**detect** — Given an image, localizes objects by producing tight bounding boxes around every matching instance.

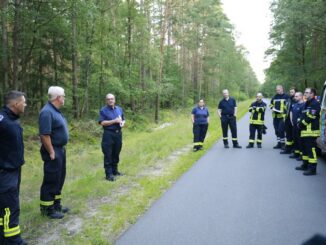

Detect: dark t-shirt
[218,97,237,116]
[192,106,209,125]
[39,102,69,146]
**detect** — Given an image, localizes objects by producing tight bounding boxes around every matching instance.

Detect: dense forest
[263,0,326,97]
[0,0,259,121]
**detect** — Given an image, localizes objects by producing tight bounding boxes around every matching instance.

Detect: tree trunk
[155,0,171,123]
[1,0,8,94]
[71,0,79,118]
[12,0,21,90]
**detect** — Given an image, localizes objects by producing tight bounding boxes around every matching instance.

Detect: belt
[105,129,121,133]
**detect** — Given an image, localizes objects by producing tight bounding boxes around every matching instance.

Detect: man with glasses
[295,88,321,175]
[39,86,69,219]
[99,94,125,181]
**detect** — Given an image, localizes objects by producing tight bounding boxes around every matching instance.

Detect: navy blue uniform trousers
[40,146,66,208]
[0,169,23,245]
[273,117,285,143]
[101,130,122,177]
[193,124,208,149]
[221,115,238,145]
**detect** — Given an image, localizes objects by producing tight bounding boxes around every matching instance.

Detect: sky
[221,0,273,83]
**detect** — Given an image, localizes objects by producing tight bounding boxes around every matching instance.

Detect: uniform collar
[3,106,20,120]
[107,105,117,110]
[48,101,61,113]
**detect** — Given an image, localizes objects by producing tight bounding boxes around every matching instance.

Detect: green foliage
[264,0,326,96]
[0,0,259,120]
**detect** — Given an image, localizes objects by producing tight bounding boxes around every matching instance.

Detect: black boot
[246,143,254,149]
[280,147,291,154]
[303,164,317,176]
[54,204,70,213]
[233,144,242,149]
[289,153,299,159]
[105,164,116,181]
[41,205,64,219]
[273,142,282,149]
[224,144,229,149]
[257,143,262,148]
[113,163,124,176]
[295,161,308,171]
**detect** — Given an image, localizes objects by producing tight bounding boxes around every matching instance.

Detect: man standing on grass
[0,91,27,244]
[39,86,69,219]
[217,89,242,149]
[99,94,125,182]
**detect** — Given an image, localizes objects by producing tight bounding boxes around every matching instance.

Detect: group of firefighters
[192,85,321,175]
[0,84,322,244]
[0,87,126,244]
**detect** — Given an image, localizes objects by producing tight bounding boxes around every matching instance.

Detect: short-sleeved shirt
[39,102,69,147]
[291,102,305,125]
[218,97,237,116]
[192,106,209,125]
[98,105,125,131]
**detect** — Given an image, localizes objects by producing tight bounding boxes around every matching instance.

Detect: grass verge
[19,100,251,244]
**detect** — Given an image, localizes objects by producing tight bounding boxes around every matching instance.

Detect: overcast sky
[221,0,273,83]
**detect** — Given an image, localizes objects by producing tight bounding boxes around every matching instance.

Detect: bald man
[246,93,267,148]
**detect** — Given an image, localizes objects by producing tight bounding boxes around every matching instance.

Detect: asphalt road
[116,103,326,245]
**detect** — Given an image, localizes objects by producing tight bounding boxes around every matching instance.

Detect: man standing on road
[39,86,69,219]
[270,85,290,149]
[218,89,242,149]
[99,94,125,182]
[295,88,320,176]
[246,93,267,149]
[289,92,305,160]
[0,91,27,245]
[280,87,297,154]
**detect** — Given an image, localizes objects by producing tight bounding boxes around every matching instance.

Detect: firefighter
[280,87,297,154]
[99,94,125,182]
[246,93,267,148]
[289,92,305,160]
[39,86,69,219]
[270,85,290,149]
[295,88,321,176]
[0,91,27,245]
[218,89,242,148]
[191,99,209,152]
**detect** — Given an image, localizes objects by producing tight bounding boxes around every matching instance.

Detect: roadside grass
[19,100,251,244]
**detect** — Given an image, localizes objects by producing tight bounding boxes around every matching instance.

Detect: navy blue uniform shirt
[218,97,237,116]
[192,106,209,125]
[39,102,69,146]
[98,105,125,131]
[0,106,24,170]
[291,102,305,125]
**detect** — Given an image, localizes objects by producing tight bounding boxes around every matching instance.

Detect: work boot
[246,143,254,149]
[193,147,199,152]
[106,175,116,182]
[295,162,308,171]
[257,143,262,148]
[273,142,282,149]
[303,165,317,176]
[224,144,229,149]
[280,143,286,150]
[289,153,299,159]
[41,206,64,219]
[55,204,70,214]
[280,149,291,154]
[233,144,242,149]
[114,171,124,176]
